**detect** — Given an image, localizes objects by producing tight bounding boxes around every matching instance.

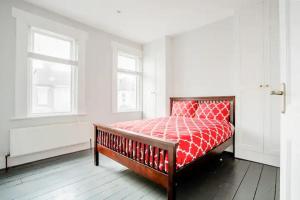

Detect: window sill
[112,111,142,114]
[11,113,88,121]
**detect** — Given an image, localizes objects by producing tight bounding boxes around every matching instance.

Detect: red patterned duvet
[100,116,234,173]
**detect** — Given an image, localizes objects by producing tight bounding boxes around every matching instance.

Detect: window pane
[36,86,50,106]
[32,31,73,60]
[117,73,138,111]
[53,87,71,112]
[31,59,73,114]
[118,53,137,71]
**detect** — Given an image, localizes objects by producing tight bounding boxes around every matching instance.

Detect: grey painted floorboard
[0,150,279,200]
[0,150,91,179]
[213,160,250,200]
[179,157,240,200]
[254,165,277,200]
[233,162,263,200]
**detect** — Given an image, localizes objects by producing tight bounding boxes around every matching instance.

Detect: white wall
[171,17,238,97]
[142,18,238,119]
[0,0,142,169]
[142,18,237,119]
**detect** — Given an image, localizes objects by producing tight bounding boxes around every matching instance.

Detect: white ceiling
[25,0,261,44]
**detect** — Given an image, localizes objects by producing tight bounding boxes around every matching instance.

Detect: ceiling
[25,0,261,44]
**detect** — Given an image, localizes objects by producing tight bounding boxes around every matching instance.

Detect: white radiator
[10,122,92,157]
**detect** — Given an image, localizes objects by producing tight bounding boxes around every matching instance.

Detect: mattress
[98,116,234,173]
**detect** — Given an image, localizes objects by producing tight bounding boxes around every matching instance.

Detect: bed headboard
[170,96,235,125]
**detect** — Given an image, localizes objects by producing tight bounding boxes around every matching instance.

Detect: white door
[264,0,281,162]
[142,44,158,119]
[238,2,265,154]
[237,1,281,166]
[279,0,300,199]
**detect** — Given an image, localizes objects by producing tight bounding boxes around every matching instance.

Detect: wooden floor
[0,150,279,200]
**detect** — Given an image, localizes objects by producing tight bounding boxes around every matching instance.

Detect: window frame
[12,8,87,119]
[112,42,143,113]
[28,27,78,116]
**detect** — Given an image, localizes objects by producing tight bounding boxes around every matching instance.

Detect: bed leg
[94,148,99,166]
[94,126,99,166]
[168,183,175,200]
[167,146,176,200]
[232,134,236,158]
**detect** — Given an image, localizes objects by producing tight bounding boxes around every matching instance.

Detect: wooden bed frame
[94,96,235,200]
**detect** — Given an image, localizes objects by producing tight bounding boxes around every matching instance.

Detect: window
[13,8,87,118]
[28,28,77,115]
[113,43,142,112]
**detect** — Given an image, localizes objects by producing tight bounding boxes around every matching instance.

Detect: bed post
[94,125,99,166]
[232,96,236,158]
[169,98,173,116]
[168,98,176,200]
[167,145,177,200]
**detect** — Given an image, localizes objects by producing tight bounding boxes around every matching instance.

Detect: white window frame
[28,27,77,116]
[112,42,143,113]
[12,8,87,118]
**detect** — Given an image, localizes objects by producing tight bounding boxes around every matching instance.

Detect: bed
[94,96,235,200]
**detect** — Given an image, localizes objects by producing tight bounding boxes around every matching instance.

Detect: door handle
[270,83,286,113]
[270,90,284,95]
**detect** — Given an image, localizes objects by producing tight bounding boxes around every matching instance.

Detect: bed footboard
[94,123,178,200]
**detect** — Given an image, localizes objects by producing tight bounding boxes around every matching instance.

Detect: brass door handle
[270,83,286,113]
[270,90,284,95]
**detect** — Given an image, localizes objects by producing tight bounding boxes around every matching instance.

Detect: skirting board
[0,142,90,170]
[236,149,280,167]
